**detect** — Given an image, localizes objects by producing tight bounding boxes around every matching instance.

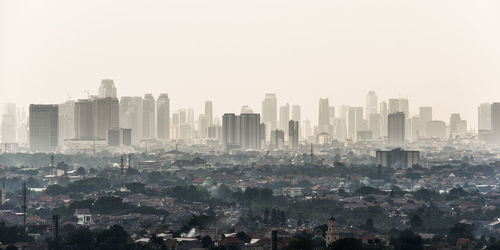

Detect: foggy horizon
[2,0,500,127]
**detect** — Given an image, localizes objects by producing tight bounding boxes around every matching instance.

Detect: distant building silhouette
[388,112,405,145]
[142,94,156,139]
[376,148,419,169]
[98,79,117,98]
[157,94,170,140]
[29,104,59,152]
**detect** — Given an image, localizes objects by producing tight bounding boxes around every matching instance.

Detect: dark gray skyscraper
[157,94,170,140]
[318,98,329,133]
[262,94,277,130]
[240,113,261,149]
[29,104,58,152]
[142,94,156,139]
[388,112,405,145]
[289,120,299,150]
[222,113,238,148]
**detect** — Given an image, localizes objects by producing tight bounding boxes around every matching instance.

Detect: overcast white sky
[1,0,499,127]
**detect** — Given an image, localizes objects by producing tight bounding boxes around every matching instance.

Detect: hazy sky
[1,0,499,127]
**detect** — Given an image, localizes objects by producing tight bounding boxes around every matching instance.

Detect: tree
[236,232,251,243]
[95,224,129,250]
[391,230,423,250]
[75,167,86,176]
[45,184,66,196]
[410,215,423,230]
[64,227,94,249]
[283,237,316,250]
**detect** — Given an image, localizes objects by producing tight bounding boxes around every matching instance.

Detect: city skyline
[2,1,500,128]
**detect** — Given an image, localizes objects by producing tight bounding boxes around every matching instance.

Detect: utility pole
[22,182,27,229]
[310,144,314,165]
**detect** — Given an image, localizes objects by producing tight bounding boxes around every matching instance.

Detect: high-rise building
[289,120,299,150]
[388,112,405,145]
[491,103,500,133]
[157,94,170,140]
[187,108,195,125]
[93,97,119,140]
[1,103,16,143]
[388,99,400,114]
[419,107,432,123]
[222,113,238,148]
[379,101,388,137]
[279,103,290,139]
[270,129,284,149]
[241,105,253,114]
[58,101,75,145]
[262,94,277,130]
[142,94,155,139]
[119,96,143,144]
[365,91,378,119]
[318,98,330,133]
[376,148,419,169]
[348,107,363,141]
[449,113,462,135]
[291,105,301,122]
[205,101,213,126]
[427,120,447,138]
[240,113,261,149]
[198,114,208,138]
[98,79,117,98]
[368,113,381,139]
[29,104,59,152]
[74,99,95,140]
[478,103,491,131]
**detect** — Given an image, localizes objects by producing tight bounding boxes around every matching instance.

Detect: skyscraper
[388,99,399,114]
[279,103,290,139]
[291,105,301,122]
[365,91,378,119]
[240,113,261,149]
[478,103,491,131]
[157,94,170,140]
[449,113,462,135]
[222,113,238,148]
[379,101,388,137]
[142,94,156,139]
[388,112,405,145]
[262,94,277,130]
[205,101,213,126]
[93,97,119,139]
[29,104,59,152]
[318,98,330,133]
[348,107,363,141]
[119,96,143,144]
[98,79,117,98]
[58,101,75,145]
[74,99,95,140]
[1,103,16,143]
[491,103,500,134]
[289,120,299,150]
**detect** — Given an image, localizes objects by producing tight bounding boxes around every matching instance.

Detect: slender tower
[120,155,124,175]
[52,214,59,240]
[310,144,314,165]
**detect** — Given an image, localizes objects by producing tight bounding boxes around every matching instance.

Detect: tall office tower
[365,91,378,119]
[318,98,330,133]
[171,113,180,139]
[347,107,363,141]
[241,105,253,113]
[388,99,400,114]
[179,109,187,124]
[279,103,290,139]
[74,99,95,139]
[157,94,170,140]
[29,105,59,152]
[187,109,195,125]
[368,113,381,139]
[259,123,266,146]
[388,112,405,145]
[205,101,213,126]
[449,113,462,135]
[291,105,301,122]
[198,115,208,138]
[288,120,299,150]
[119,96,143,144]
[142,94,155,139]
[328,106,335,122]
[93,97,119,139]
[58,101,75,145]
[399,98,409,117]
[478,103,491,131]
[270,129,285,149]
[240,113,261,149]
[1,103,16,143]
[262,93,277,130]
[98,79,117,98]
[379,101,388,137]
[491,103,500,133]
[334,118,347,141]
[222,113,238,148]
[303,119,312,139]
